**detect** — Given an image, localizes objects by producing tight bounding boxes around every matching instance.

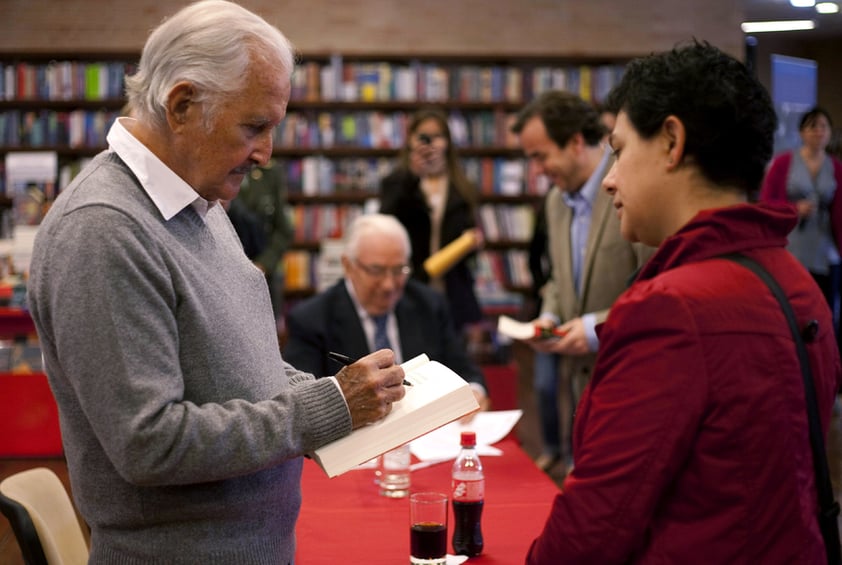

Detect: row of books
[291,56,626,105]
[289,203,368,243]
[285,156,393,196]
[473,250,528,314]
[1,56,625,106]
[477,204,536,242]
[287,201,536,246]
[1,61,134,102]
[0,153,542,203]
[281,155,545,197]
[477,249,533,291]
[0,107,517,153]
[276,110,406,150]
[463,157,548,197]
[0,109,120,148]
[274,109,519,150]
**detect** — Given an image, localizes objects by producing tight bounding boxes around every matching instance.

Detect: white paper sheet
[409,409,522,462]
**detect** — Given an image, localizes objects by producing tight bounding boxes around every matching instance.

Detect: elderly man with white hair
[26,2,405,563]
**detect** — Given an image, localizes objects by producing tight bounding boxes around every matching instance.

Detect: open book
[311,354,480,478]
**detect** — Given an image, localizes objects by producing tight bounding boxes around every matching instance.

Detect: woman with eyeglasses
[379,107,484,342]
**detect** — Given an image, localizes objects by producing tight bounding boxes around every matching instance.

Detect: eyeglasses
[354,260,412,280]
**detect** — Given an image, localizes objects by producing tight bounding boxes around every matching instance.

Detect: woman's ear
[662,115,687,171]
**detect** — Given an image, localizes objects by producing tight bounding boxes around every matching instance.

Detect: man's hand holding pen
[333,349,407,429]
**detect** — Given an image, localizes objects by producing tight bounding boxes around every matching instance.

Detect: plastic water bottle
[451,431,484,556]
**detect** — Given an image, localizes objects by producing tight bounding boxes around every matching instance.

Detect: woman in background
[760,107,842,343]
[379,107,483,340]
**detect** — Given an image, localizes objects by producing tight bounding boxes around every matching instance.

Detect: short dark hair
[799,107,833,131]
[511,90,605,148]
[605,40,776,196]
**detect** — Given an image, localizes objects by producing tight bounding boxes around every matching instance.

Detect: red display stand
[0,306,63,457]
[0,372,63,456]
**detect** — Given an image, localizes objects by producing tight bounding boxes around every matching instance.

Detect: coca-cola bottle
[451,431,484,556]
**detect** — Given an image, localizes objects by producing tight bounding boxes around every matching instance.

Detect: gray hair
[344,214,412,261]
[125,0,295,130]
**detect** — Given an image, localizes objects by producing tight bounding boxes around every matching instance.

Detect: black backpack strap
[721,252,840,564]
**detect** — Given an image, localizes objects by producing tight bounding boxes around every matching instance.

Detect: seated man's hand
[335,349,406,429]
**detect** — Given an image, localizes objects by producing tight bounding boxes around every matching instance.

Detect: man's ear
[165,82,196,131]
[662,115,687,171]
[340,255,352,274]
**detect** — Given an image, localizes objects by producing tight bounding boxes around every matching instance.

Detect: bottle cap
[460,431,477,447]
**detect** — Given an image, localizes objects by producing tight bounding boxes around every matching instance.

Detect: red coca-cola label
[452,478,484,501]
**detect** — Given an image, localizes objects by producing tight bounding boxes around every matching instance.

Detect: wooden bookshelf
[0,51,627,316]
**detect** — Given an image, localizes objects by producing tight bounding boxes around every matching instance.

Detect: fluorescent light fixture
[816,2,840,13]
[741,19,816,32]
[790,0,816,6]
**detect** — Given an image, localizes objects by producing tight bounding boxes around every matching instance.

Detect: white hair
[344,214,412,261]
[125,0,295,129]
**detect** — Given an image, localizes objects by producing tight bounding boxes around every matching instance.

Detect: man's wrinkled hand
[335,349,406,429]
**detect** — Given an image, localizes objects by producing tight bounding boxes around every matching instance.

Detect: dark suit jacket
[379,168,482,330]
[283,279,486,390]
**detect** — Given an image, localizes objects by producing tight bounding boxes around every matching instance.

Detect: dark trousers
[533,352,562,458]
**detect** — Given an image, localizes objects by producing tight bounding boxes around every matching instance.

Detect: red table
[295,438,559,563]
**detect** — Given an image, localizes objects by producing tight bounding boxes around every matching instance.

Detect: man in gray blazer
[511,91,653,474]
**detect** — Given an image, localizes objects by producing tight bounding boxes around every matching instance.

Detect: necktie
[373,315,392,351]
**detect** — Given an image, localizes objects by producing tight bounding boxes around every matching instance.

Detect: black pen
[327,351,413,386]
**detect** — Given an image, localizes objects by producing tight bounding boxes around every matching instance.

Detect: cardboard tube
[423,230,478,278]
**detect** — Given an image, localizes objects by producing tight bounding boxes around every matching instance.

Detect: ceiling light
[741,19,817,32]
[791,0,816,7]
[816,2,840,13]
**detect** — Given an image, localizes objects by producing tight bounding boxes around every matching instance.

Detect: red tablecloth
[295,438,559,563]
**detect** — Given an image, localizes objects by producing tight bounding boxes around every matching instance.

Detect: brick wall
[1,0,743,57]
[2,0,840,129]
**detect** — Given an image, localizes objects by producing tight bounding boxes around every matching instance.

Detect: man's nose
[252,131,273,167]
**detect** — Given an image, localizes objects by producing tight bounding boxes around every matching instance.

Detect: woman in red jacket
[526,41,842,564]
[760,107,842,346]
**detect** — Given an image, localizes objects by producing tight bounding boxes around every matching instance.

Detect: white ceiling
[743,0,842,37]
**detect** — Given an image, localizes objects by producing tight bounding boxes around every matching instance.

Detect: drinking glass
[409,492,448,565]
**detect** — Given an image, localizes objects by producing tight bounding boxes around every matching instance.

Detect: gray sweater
[27,151,352,564]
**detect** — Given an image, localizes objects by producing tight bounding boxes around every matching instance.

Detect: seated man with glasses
[284,213,489,409]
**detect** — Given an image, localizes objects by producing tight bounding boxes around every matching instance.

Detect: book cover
[311,354,480,478]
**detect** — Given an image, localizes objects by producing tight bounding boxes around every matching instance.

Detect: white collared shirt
[343,279,404,363]
[106,117,217,222]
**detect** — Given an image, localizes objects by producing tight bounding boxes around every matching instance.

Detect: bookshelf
[275,53,627,313]
[0,51,627,316]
